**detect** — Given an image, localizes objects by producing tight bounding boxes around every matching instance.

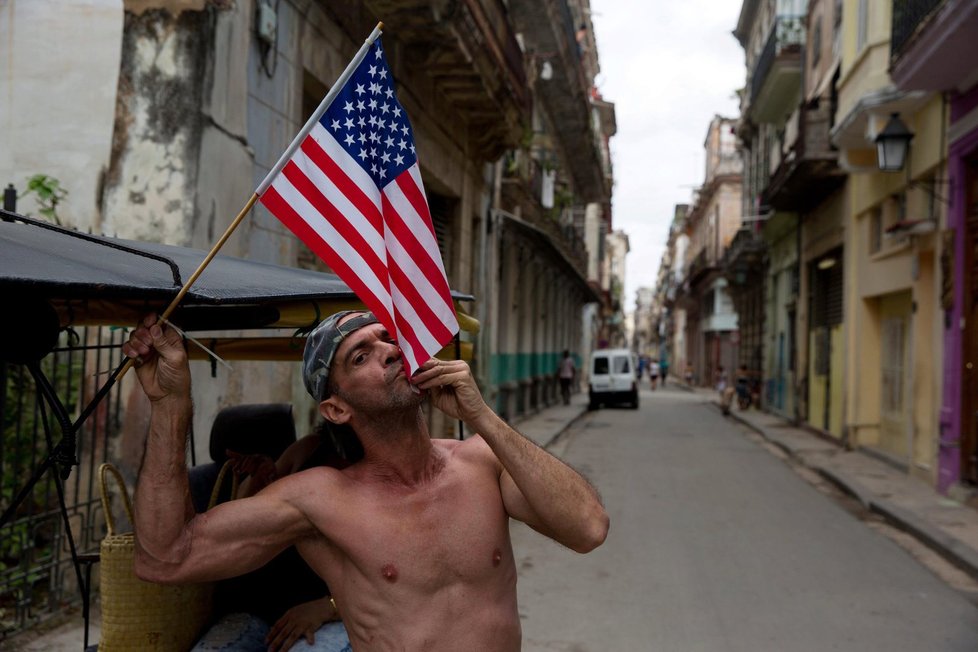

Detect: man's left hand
[411,359,489,424]
[265,598,337,652]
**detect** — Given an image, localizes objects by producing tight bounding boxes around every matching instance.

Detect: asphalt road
[512,385,978,651]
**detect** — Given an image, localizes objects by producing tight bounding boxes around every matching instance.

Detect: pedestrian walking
[558,350,576,405]
[649,359,660,390]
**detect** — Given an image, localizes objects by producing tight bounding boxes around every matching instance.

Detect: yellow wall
[837,0,893,122]
[843,96,945,479]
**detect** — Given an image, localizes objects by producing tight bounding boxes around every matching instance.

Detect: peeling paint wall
[101,7,212,243]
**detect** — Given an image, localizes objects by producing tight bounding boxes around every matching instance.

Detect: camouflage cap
[302,310,379,400]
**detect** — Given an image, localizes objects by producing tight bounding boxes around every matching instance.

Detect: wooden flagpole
[115,21,385,381]
[116,193,258,379]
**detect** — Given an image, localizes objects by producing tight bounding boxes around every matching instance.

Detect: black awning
[0,211,475,333]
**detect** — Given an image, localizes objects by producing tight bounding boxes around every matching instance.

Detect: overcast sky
[589,0,745,312]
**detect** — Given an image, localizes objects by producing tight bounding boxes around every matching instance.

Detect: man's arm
[412,359,609,553]
[123,316,313,583]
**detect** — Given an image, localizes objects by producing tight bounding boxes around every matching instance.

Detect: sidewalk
[680,382,978,581]
[511,391,590,448]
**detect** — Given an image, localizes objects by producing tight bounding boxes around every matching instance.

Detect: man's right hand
[122,314,191,404]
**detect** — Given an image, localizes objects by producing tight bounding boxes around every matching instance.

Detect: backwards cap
[302,310,379,400]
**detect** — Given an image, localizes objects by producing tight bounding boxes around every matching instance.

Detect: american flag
[257,36,459,375]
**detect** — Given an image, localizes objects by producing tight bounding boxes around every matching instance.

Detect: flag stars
[356,100,365,111]
[381,103,390,115]
[381,152,391,164]
[355,83,365,96]
[375,46,383,59]
[358,148,368,160]
[379,168,387,179]
[379,68,387,80]
[385,88,394,100]
[368,65,377,77]
[394,154,404,166]
[343,101,354,114]
[369,98,378,110]
[358,116,366,128]
[398,139,407,150]
[393,106,402,118]
[331,119,341,131]
[344,134,355,146]
[385,136,395,148]
[344,117,354,129]
[401,125,410,136]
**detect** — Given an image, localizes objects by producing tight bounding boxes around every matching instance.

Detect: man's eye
[354,353,366,365]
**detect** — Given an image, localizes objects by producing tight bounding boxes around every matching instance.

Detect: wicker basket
[97,463,236,651]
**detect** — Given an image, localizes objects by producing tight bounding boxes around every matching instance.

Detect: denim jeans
[193,612,351,652]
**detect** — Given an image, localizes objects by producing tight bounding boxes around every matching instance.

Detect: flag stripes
[260,119,457,374]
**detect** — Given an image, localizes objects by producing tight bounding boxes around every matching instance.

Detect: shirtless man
[124,310,609,651]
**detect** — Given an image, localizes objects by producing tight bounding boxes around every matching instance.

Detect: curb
[724,409,798,461]
[723,405,978,582]
[812,465,875,510]
[869,499,978,580]
[540,406,589,449]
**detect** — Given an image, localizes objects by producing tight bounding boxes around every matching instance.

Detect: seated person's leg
[192,612,270,651]
[286,620,351,652]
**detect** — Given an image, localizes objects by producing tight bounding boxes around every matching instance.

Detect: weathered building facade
[0,0,615,632]
[675,116,743,387]
[889,0,978,493]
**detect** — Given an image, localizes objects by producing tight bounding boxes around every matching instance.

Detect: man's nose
[382,341,402,365]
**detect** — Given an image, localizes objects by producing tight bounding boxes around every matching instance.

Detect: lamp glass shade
[875,113,913,172]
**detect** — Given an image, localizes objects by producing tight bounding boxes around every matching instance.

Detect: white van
[588,348,639,409]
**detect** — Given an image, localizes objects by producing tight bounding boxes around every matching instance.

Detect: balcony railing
[750,15,805,106]
[891,0,946,62]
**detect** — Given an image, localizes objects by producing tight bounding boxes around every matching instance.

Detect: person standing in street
[649,359,660,390]
[558,350,576,405]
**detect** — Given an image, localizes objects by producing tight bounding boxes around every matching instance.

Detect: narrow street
[513,386,978,651]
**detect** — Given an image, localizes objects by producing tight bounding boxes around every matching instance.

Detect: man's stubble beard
[339,369,426,431]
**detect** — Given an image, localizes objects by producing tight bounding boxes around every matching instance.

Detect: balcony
[890,0,978,92]
[363,0,529,160]
[762,100,846,211]
[749,15,805,124]
[509,0,611,203]
[722,227,767,291]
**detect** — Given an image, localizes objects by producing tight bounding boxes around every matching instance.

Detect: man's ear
[319,395,352,425]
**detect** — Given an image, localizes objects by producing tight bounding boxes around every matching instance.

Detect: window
[856,0,868,52]
[869,207,882,254]
[613,355,631,374]
[812,22,822,66]
[593,357,609,375]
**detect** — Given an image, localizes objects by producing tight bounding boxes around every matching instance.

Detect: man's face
[326,316,422,416]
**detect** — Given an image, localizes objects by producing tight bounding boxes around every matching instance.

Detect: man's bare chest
[306,465,513,591]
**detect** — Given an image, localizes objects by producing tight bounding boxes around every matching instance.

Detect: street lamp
[875,113,914,172]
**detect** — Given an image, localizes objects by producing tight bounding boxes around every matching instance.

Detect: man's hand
[265,596,338,652]
[122,314,190,404]
[226,450,277,497]
[411,359,489,424]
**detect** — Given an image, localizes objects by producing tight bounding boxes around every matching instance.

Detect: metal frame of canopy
[0,209,478,644]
